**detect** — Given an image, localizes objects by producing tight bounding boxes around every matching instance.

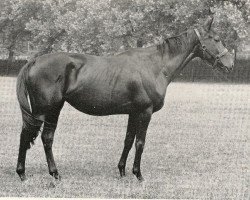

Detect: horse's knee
[135,140,145,152]
[124,136,134,149]
[42,139,53,149]
[41,129,55,149]
[41,137,53,149]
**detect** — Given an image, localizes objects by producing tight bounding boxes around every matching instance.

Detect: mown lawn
[0,77,249,199]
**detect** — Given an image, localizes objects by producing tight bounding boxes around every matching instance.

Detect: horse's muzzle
[219,49,236,74]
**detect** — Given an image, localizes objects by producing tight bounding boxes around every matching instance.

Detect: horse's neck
[160,30,198,81]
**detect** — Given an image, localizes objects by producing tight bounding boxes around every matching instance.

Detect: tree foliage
[0,0,249,59]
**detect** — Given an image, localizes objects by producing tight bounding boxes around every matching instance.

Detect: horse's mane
[157,31,189,56]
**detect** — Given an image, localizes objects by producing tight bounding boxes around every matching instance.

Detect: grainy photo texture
[0,0,249,199]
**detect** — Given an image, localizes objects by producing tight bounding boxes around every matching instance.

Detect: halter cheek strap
[194,29,228,69]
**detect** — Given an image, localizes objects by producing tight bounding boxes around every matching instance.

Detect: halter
[194,29,228,69]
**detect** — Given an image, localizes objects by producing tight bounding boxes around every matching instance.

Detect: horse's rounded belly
[65,90,132,116]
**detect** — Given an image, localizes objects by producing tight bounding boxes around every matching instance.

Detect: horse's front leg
[132,107,152,181]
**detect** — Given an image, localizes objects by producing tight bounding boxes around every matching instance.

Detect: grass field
[0,77,249,199]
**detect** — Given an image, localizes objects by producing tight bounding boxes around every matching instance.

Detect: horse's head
[195,16,235,73]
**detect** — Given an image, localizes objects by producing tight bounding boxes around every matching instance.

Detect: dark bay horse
[16,16,235,181]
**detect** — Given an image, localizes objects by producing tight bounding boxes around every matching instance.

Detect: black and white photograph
[0,0,249,199]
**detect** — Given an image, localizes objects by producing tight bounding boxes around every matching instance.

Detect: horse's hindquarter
[27,53,71,115]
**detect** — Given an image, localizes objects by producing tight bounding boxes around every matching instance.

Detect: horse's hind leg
[118,114,137,177]
[41,111,61,180]
[16,120,42,181]
[132,107,152,181]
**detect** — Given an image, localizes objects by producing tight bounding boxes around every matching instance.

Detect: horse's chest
[156,78,167,97]
[151,74,168,112]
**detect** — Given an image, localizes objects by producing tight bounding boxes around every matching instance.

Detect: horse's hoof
[118,164,126,177]
[133,169,144,182]
[137,175,144,182]
[18,173,27,181]
[49,182,56,188]
[54,173,61,181]
[50,171,61,180]
[119,168,126,177]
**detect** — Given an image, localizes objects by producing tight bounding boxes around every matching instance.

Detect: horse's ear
[203,15,214,31]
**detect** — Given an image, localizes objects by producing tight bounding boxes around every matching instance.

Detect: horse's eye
[214,35,220,42]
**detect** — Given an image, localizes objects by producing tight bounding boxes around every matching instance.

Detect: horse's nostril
[229,66,233,72]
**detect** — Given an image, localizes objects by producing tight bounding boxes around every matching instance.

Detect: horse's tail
[16,59,43,149]
[16,59,33,114]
